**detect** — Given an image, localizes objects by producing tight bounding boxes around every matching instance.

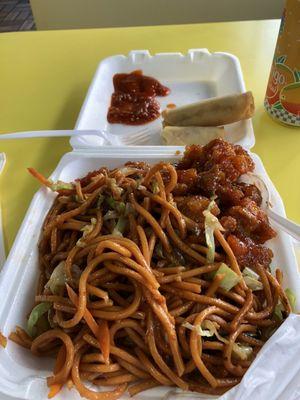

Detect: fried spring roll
[161,126,224,145]
[162,91,255,127]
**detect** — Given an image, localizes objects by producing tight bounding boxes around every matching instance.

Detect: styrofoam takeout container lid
[74,49,255,148]
[0,144,299,400]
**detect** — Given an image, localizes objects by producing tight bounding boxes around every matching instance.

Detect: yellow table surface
[0,19,300,254]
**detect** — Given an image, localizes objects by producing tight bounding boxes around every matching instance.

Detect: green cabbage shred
[50,180,73,192]
[203,198,223,263]
[215,263,241,291]
[182,320,252,360]
[242,267,263,291]
[45,261,66,294]
[27,302,51,338]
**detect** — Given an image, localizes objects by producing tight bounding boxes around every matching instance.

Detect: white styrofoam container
[75,49,255,148]
[0,144,299,400]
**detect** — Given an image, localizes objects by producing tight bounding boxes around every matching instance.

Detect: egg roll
[162,91,254,127]
[161,126,225,145]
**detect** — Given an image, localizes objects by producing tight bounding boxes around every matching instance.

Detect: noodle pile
[10,139,292,399]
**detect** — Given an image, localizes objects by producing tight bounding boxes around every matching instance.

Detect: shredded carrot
[48,383,62,399]
[66,285,98,335]
[47,346,66,398]
[28,167,52,188]
[0,332,7,348]
[28,167,75,195]
[66,284,110,364]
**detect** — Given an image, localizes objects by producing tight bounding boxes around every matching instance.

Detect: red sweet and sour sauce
[107,70,170,125]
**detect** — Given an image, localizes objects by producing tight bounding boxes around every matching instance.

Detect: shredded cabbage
[274,288,296,321]
[107,178,123,197]
[182,320,217,337]
[232,343,253,361]
[242,267,263,291]
[49,180,73,192]
[215,263,241,291]
[137,184,147,191]
[285,288,296,311]
[112,216,127,237]
[119,167,137,176]
[151,180,160,194]
[106,196,116,209]
[76,218,97,247]
[106,196,126,214]
[183,320,252,360]
[45,262,81,294]
[243,267,260,279]
[103,210,118,221]
[195,320,216,337]
[135,178,143,189]
[27,302,51,338]
[203,198,223,263]
[274,303,284,321]
[45,261,66,294]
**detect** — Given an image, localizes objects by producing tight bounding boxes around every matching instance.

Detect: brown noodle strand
[214,230,248,297]
[93,373,137,386]
[128,379,159,397]
[117,359,150,379]
[205,273,225,297]
[189,309,219,388]
[147,311,188,390]
[229,289,253,332]
[135,347,172,386]
[136,225,150,265]
[130,193,171,253]
[31,329,74,385]
[72,347,127,400]
[166,217,207,264]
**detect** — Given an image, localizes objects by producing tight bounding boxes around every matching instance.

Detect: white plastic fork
[117,128,154,145]
[0,128,154,146]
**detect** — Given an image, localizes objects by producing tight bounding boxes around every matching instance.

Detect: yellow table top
[0,19,299,253]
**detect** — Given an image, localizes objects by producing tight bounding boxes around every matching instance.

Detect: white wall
[30,0,284,30]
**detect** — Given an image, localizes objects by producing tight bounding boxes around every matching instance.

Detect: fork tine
[124,127,159,145]
[107,126,160,145]
[136,134,153,145]
[121,131,150,145]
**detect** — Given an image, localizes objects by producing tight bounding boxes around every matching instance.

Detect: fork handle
[0,130,101,140]
[268,209,300,242]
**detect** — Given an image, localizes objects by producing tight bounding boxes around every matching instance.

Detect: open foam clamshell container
[0,50,299,400]
[73,49,254,148]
